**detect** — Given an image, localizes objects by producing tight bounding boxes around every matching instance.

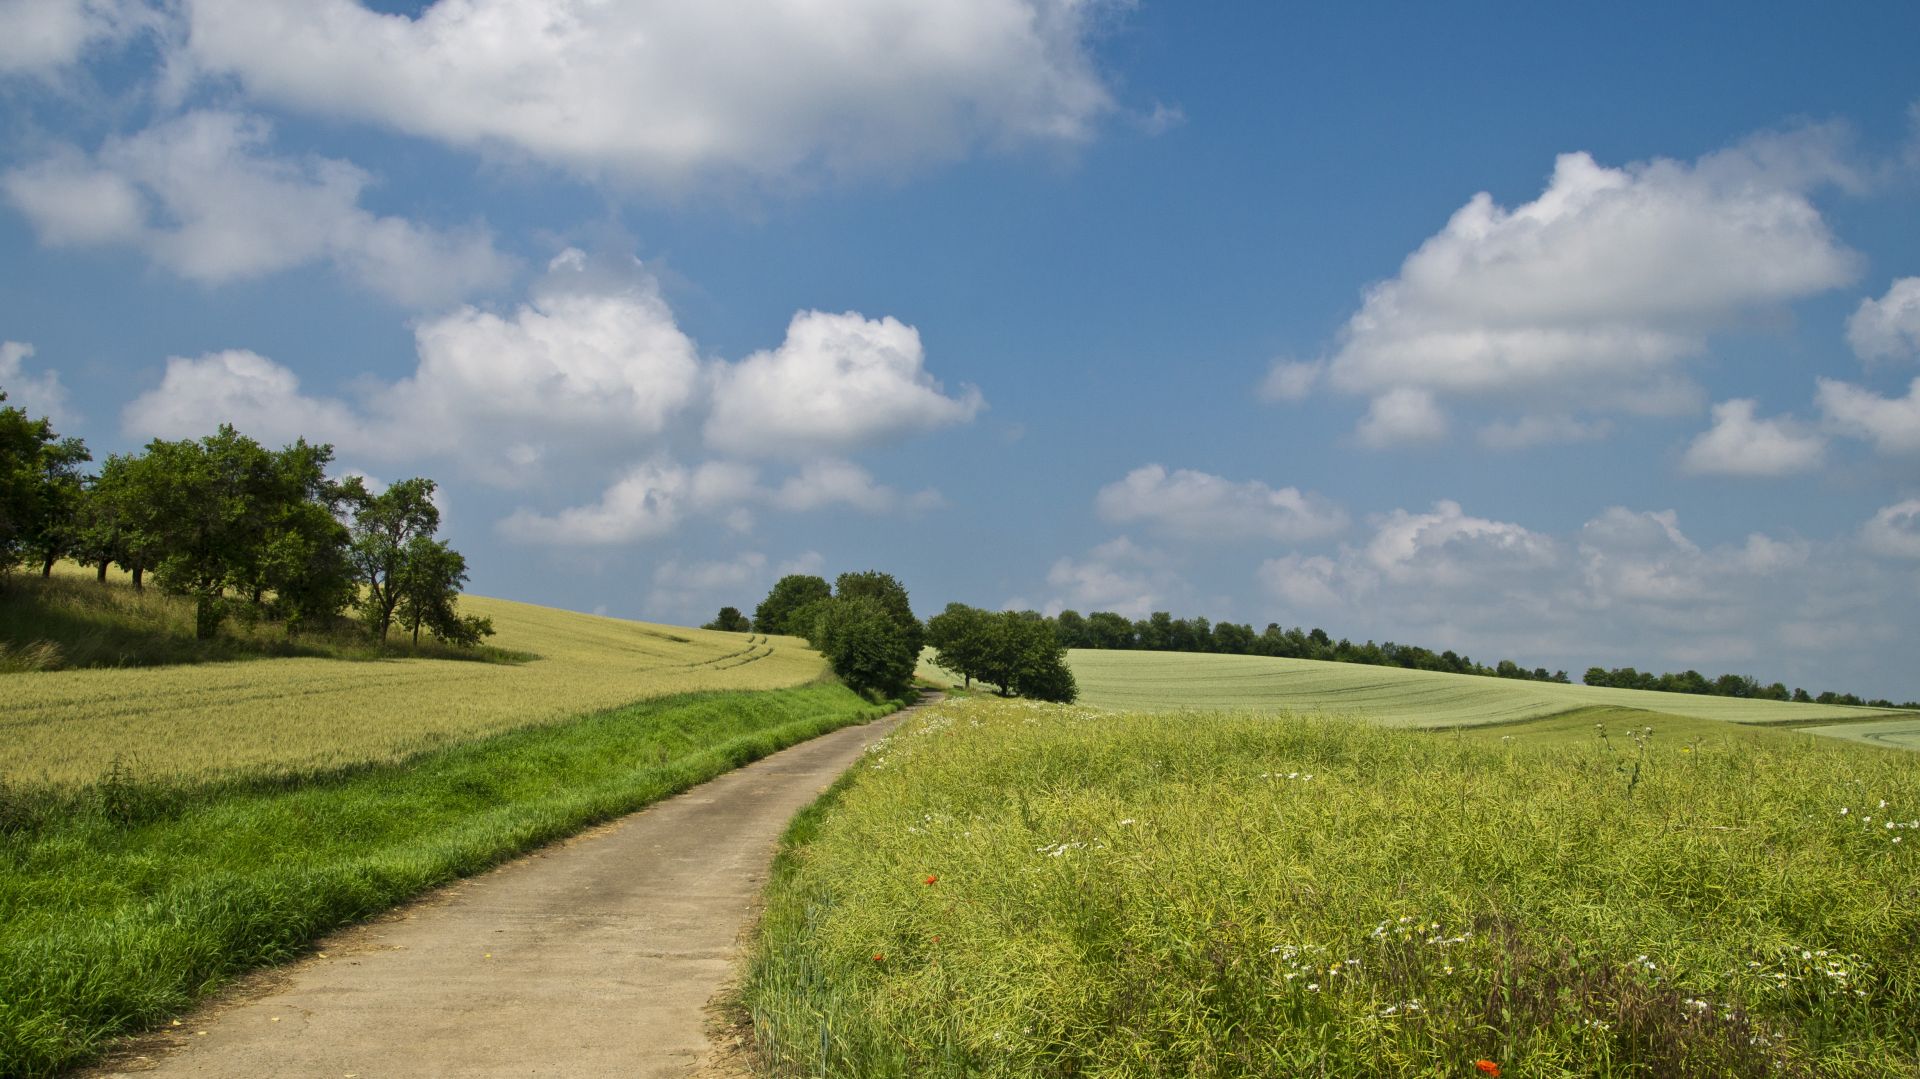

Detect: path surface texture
[90,700,928,1079]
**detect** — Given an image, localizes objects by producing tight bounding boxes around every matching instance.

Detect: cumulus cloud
[1862,500,1920,559]
[771,459,897,513]
[121,349,366,447]
[1847,278,1920,363]
[1817,376,1920,455]
[1259,359,1322,402]
[1043,537,1185,619]
[1305,128,1861,446]
[1681,399,1826,476]
[0,341,74,426]
[705,310,983,457]
[1355,387,1448,448]
[1,110,513,306]
[495,457,753,545]
[0,0,158,74]
[1095,464,1348,543]
[177,0,1119,188]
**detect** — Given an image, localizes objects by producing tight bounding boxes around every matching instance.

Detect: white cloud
[1255,553,1344,612]
[0,0,157,74]
[2,110,512,306]
[496,457,694,545]
[121,349,366,448]
[1476,414,1611,449]
[1259,359,1322,402]
[705,310,983,456]
[652,551,768,593]
[1862,500,1920,560]
[1355,388,1447,448]
[1044,537,1184,619]
[0,341,74,426]
[178,0,1118,188]
[1681,398,1826,476]
[1095,464,1347,542]
[771,459,897,513]
[1847,278,1920,363]
[1311,129,1861,446]
[1362,500,1556,587]
[1817,376,1920,455]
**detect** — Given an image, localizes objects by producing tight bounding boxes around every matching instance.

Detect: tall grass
[745,696,1920,1077]
[0,683,898,1078]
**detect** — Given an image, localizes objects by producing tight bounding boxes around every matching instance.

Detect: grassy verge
[0,683,898,1077]
[0,569,529,672]
[743,696,1920,1078]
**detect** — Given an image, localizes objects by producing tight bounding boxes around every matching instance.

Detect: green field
[2,578,826,786]
[1058,649,1911,734]
[745,695,1920,1078]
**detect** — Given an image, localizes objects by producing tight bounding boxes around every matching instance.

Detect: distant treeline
[1581,667,1918,710]
[1046,609,1572,684]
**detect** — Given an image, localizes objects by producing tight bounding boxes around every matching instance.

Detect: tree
[810,595,917,699]
[0,390,89,575]
[347,477,442,641]
[394,536,492,646]
[140,427,287,638]
[754,574,832,635]
[833,570,924,657]
[927,602,991,688]
[704,606,751,632]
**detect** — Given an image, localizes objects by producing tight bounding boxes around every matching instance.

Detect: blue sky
[5,1,1920,697]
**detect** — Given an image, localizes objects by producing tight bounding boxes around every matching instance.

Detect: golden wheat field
[1,590,825,786]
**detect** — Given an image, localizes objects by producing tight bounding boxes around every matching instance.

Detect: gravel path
[85,700,929,1078]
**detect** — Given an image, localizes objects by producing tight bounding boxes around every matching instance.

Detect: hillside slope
[1065,649,1914,736]
[2,592,825,785]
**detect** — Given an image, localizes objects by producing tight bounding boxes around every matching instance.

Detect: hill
[1059,649,1917,744]
[2,583,826,786]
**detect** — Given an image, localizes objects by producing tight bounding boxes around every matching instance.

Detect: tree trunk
[96,559,109,583]
[41,555,55,578]
[131,563,144,591]
[195,594,221,640]
[413,619,422,645]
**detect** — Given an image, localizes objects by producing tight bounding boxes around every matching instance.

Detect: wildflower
[1475,1060,1501,1076]
[872,953,885,962]
[924,874,939,885]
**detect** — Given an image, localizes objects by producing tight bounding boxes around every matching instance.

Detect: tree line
[1,389,487,646]
[1582,666,1918,710]
[1045,608,1573,683]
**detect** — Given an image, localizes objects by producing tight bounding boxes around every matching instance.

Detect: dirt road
[87,700,928,1078]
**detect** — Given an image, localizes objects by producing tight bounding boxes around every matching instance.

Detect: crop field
[1061,649,1910,733]
[1,590,825,786]
[1797,716,1920,751]
[745,695,1920,1077]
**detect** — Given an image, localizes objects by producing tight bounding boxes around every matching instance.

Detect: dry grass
[1,584,826,786]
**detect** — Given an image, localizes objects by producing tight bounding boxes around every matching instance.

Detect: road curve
[86,699,931,1079]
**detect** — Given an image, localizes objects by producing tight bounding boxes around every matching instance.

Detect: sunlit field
[1,583,824,786]
[745,695,1920,1077]
[1061,649,1909,731]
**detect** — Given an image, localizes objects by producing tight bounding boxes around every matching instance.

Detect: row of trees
[1582,667,1918,710]
[1,389,486,645]
[925,604,1076,702]
[1048,608,1572,683]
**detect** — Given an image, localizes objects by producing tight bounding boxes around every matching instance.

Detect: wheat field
[1,592,826,786]
[1056,649,1910,731]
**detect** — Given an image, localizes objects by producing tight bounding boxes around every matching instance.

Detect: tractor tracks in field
[86,694,938,1079]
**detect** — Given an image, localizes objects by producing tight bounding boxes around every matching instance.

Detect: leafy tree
[810,594,917,699]
[0,391,89,575]
[347,477,442,641]
[703,606,752,632]
[754,574,832,635]
[393,536,492,646]
[927,602,991,689]
[140,427,288,638]
[1084,610,1135,649]
[834,570,924,656]
[1053,609,1089,649]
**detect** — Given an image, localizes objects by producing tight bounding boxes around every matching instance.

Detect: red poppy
[924,874,939,885]
[1474,1061,1501,1077]
[872,953,885,962]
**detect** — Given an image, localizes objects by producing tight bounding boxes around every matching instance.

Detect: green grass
[744,695,1920,1078]
[0,683,897,1078]
[1062,649,1913,737]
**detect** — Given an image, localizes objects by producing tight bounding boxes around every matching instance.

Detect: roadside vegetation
[0,683,900,1077]
[745,695,1920,1077]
